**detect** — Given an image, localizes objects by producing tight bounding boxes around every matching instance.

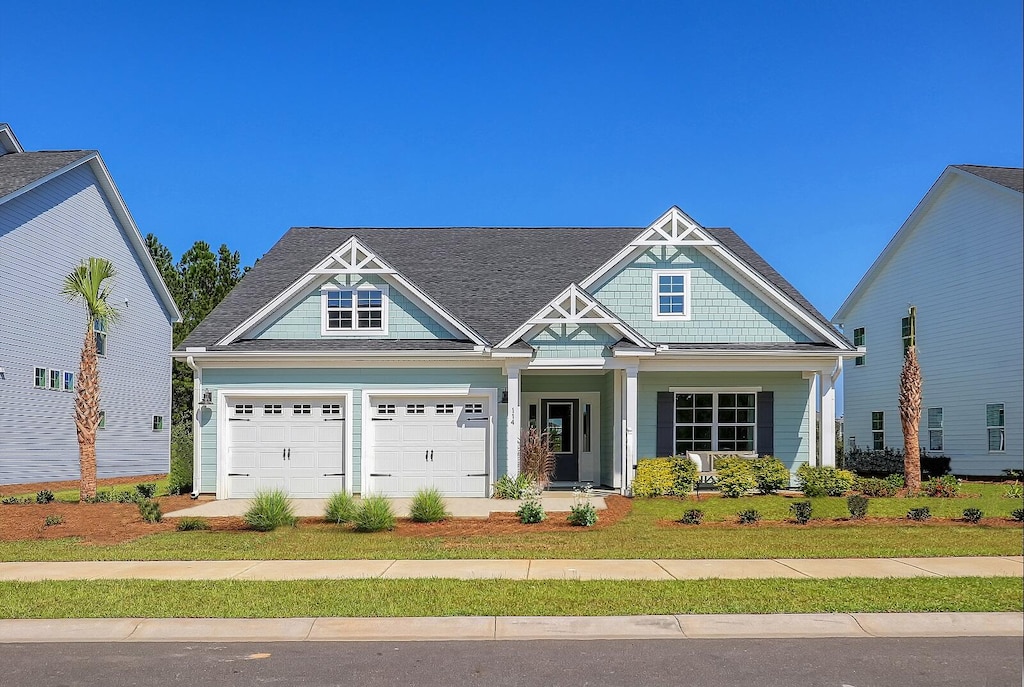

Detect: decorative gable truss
[215,236,487,346]
[580,206,854,350]
[496,283,654,351]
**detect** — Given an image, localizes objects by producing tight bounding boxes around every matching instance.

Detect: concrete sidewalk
[0,556,1020,581]
[0,613,1020,643]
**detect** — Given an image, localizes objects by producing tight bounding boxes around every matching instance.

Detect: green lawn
[6,478,171,503]
[0,577,1019,618]
[1,485,1021,562]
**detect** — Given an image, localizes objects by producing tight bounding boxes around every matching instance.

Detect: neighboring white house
[177,207,857,500]
[0,123,181,485]
[835,165,1024,476]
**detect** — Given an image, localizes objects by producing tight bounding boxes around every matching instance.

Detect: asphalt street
[0,637,1020,687]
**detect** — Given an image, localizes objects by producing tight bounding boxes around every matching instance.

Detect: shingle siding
[841,172,1024,475]
[0,164,173,484]
[526,324,618,359]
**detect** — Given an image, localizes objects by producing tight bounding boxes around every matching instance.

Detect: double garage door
[226,395,488,498]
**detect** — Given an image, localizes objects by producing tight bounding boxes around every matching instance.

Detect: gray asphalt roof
[953,165,1023,193]
[0,150,94,199]
[207,339,477,352]
[182,225,846,350]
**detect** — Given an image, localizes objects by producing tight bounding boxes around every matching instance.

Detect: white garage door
[227,398,346,498]
[369,396,489,497]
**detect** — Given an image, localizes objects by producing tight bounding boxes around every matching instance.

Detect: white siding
[841,173,1024,475]
[0,164,173,484]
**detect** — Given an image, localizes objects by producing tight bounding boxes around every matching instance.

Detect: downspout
[185,356,201,499]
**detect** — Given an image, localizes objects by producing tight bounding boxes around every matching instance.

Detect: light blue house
[835,165,1023,476]
[0,123,180,485]
[178,208,856,498]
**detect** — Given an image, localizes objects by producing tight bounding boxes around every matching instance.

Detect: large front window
[674,391,756,453]
[323,287,385,332]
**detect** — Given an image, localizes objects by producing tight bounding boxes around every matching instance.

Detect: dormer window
[321,286,387,335]
[652,270,691,320]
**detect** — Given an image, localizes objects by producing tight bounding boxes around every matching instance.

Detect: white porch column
[803,371,818,468]
[613,368,623,489]
[820,362,839,468]
[505,365,522,478]
[624,365,639,493]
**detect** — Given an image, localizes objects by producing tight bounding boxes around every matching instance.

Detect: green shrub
[961,508,983,523]
[35,490,55,504]
[1010,508,1024,522]
[176,517,211,531]
[135,483,157,499]
[847,494,869,520]
[137,499,162,523]
[517,490,546,524]
[1,496,30,505]
[244,489,297,531]
[907,507,931,521]
[853,476,897,497]
[751,456,790,495]
[353,495,396,532]
[112,489,140,504]
[324,491,358,524]
[1003,482,1023,499]
[884,473,906,491]
[922,475,961,498]
[493,474,535,499]
[43,514,63,527]
[789,500,813,524]
[167,424,194,495]
[715,456,757,498]
[409,488,449,523]
[737,509,761,524]
[632,456,699,497]
[797,465,854,497]
[566,485,598,527]
[679,508,704,525]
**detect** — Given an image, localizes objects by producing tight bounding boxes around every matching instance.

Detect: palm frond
[62,258,120,324]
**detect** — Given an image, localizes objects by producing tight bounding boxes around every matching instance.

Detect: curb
[0,613,1020,643]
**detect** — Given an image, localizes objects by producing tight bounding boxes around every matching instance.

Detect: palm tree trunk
[75,323,100,500]
[899,345,922,492]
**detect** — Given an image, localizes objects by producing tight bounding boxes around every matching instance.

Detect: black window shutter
[656,392,675,456]
[757,391,774,456]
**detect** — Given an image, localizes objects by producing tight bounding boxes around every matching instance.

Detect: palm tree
[62,258,119,501]
[899,344,922,493]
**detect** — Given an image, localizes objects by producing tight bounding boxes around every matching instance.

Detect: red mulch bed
[0,474,169,498]
[659,516,1023,529]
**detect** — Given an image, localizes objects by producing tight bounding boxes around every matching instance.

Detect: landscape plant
[137,499,162,524]
[353,495,396,532]
[907,507,931,521]
[679,508,704,525]
[519,427,555,487]
[244,489,297,531]
[898,341,923,492]
[1002,482,1022,499]
[167,424,194,495]
[961,508,983,524]
[43,514,63,527]
[566,485,598,527]
[847,494,869,520]
[35,490,55,504]
[493,474,535,500]
[922,475,961,498]
[853,476,898,498]
[324,491,358,524]
[737,509,761,524]
[176,517,211,531]
[715,457,757,498]
[135,483,158,499]
[1011,508,1024,522]
[797,465,854,497]
[751,456,790,495]
[517,487,546,524]
[409,488,449,523]
[62,257,120,501]
[789,501,813,524]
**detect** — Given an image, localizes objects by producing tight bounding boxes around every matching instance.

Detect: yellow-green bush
[632,457,698,497]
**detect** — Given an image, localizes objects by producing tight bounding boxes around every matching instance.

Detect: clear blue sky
[3,1,1021,321]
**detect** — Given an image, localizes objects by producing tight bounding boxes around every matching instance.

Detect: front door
[542,399,578,482]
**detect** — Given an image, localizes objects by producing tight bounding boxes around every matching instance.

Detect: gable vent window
[406,404,425,414]
[293,404,311,415]
[653,270,691,320]
[324,287,386,333]
[94,319,107,357]
[986,403,1005,452]
[34,367,47,389]
[263,404,283,415]
[48,369,61,390]
[63,371,75,392]
[436,403,454,415]
[377,404,396,415]
[871,411,884,450]
[927,407,943,451]
[853,327,865,366]
[466,403,484,414]
[234,404,254,415]
[322,404,341,415]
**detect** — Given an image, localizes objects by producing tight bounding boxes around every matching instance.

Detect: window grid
[466,403,484,414]
[377,404,396,415]
[263,404,283,415]
[674,392,756,454]
[293,404,311,415]
[325,288,384,331]
[152,415,164,431]
[436,404,454,415]
[871,411,884,450]
[234,404,254,415]
[94,319,107,357]
[322,404,342,415]
[986,403,1005,452]
[63,371,75,392]
[927,407,943,451]
[48,369,61,390]
[901,307,916,356]
[34,367,46,388]
[653,270,690,319]
[406,404,425,414]
[853,327,865,366]
[98,410,106,429]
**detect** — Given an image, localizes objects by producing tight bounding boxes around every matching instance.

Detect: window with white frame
[322,287,386,333]
[674,391,756,453]
[293,404,311,415]
[63,371,75,392]
[152,415,164,431]
[377,404,396,415]
[653,270,691,320]
[986,403,1005,452]
[436,403,454,414]
[466,403,484,414]
[98,410,106,429]
[927,407,943,451]
[406,404,425,414]
[871,411,884,450]
[34,367,46,389]
[48,369,61,390]
[94,319,107,356]
[853,327,865,366]
[322,404,341,415]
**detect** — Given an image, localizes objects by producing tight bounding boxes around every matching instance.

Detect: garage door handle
[324,418,345,421]
[371,418,393,421]
[228,472,250,477]
[465,417,489,421]
[323,473,345,477]
[370,473,392,477]
[467,473,488,477]
[228,418,250,422]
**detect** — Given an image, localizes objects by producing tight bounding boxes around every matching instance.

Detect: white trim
[216,236,486,346]
[0,123,25,153]
[651,269,692,321]
[624,366,638,494]
[216,388,354,499]
[521,391,601,484]
[668,386,763,393]
[505,365,523,479]
[613,369,623,489]
[319,284,390,337]
[361,387,498,497]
